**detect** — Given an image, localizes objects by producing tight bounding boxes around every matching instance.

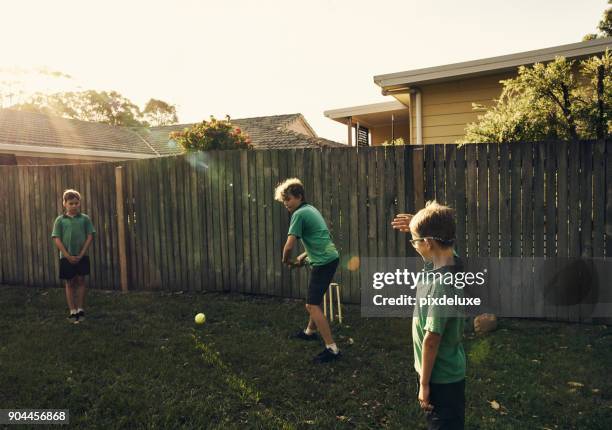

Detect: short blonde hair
[409,200,456,248]
[274,178,305,202]
[62,189,81,202]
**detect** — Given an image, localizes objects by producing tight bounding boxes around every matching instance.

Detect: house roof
[324,100,410,127]
[0,110,343,159]
[0,108,156,158]
[146,113,342,155]
[374,37,612,92]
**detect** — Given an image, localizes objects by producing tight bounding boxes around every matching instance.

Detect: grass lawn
[1,285,611,429]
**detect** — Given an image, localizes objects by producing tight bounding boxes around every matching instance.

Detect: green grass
[1,285,611,429]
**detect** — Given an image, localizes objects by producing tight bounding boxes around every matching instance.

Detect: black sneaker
[313,348,341,363]
[67,313,79,324]
[76,310,85,322]
[292,330,319,341]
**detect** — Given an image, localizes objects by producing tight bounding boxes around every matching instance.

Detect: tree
[68,90,142,126]
[583,0,611,40]
[576,52,612,139]
[600,2,612,37]
[170,116,252,151]
[143,98,178,127]
[460,52,611,143]
[9,90,178,127]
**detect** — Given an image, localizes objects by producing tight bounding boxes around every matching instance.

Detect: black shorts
[59,256,91,280]
[307,258,339,305]
[416,375,465,430]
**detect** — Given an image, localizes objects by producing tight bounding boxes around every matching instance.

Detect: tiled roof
[147,113,343,154]
[0,108,157,155]
[0,109,344,157]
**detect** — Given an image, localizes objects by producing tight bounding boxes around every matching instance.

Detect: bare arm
[419,331,442,411]
[53,237,71,257]
[420,331,441,385]
[77,234,94,259]
[282,235,298,264]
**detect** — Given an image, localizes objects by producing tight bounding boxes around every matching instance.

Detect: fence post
[606,139,612,259]
[115,166,129,292]
[412,146,424,209]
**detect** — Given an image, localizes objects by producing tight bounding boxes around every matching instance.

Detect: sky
[0,0,608,143]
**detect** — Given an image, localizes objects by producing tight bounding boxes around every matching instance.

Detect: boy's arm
[77,234,94,260]
[420,331,441,385]
[53,237,74,261]
[419,331,441,411]
[391,213,413,233]
[282,235,298,264]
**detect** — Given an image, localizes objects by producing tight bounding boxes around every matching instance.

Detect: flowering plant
[171,115,252,151]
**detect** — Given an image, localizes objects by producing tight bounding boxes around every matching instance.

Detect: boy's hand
[418,383,433,411]
[391,213,414,233]
[286,259,303,269]
[296,254,307,267]
[66,255,79,264]
[282,257,296,268]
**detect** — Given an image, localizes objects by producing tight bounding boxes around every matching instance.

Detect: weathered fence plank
[0,141,608,323]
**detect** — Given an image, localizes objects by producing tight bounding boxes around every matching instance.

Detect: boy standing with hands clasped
[393,201,466,430]
[52,189,96,324]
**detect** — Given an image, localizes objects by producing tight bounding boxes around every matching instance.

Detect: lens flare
[346,256,360,272]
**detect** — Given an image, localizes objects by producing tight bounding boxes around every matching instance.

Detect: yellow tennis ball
[195,313,206,325]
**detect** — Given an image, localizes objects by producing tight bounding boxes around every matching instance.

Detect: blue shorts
[59,256,90,280]
[307,258,339,305]
[416,374,465,430]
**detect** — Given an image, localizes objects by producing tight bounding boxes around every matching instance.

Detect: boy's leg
[75,275,86,310]
[75,256,90,317]
[60,258,77,312]
[306,317,317,331]
[306,259,340,362]
[305,304,333,344]
[65,279,77,311]
[424,379,465,430]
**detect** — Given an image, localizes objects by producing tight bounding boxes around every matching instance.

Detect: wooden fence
[0,141,610,321]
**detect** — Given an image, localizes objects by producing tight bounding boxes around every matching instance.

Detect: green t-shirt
[51,213,96,258]
[412,255,466,384]
[287,203,339,266]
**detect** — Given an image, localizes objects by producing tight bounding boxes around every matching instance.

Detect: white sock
[326,343,339,354]
[70,309,77,315]
[77,308,84,313]
[305,327,316,335]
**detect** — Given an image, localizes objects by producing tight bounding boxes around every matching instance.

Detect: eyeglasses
[409,236,451,247]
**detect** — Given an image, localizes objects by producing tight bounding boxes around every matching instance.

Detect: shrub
[170,115,252,151]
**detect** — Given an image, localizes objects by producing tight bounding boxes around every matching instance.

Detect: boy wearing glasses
[392,202,466,430]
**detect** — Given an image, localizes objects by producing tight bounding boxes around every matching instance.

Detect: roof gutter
[374,37,612,88]
[0,143,154,159]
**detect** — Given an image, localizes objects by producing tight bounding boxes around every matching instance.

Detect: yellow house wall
[370,123,410,146]
[409,72,515,144]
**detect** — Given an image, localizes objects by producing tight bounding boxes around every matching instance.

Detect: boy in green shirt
[392,202,466,430]
[274,178,341,363]
[51,189,96,324]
